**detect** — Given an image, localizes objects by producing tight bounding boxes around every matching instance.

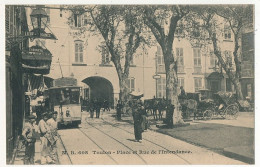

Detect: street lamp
[30,6,48,37]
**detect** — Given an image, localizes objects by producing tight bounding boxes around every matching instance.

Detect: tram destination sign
[53,77,77,87]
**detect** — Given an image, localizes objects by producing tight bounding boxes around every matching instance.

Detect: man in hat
[131,99,144,142]
[38,112,53,164]
[47,111,59,163]
[22,115,37,164]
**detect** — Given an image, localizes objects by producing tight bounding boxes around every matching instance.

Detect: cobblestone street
[55,110,248,165]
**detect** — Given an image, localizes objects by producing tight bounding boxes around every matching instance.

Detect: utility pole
[58,58,64,78]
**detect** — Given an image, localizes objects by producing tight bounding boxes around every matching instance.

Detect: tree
[142,5,190,126]
[66,5,147,108]
[193,5,253,100]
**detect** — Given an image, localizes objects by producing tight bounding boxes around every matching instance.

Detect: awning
[207,72,224,79]
[22,45,52,74]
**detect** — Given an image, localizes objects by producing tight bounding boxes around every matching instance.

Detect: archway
[207,72,223,93]
[82,76,114,107]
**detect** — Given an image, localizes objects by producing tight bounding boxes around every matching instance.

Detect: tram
[47,77,82,128]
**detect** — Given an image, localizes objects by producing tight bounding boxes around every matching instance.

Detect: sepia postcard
[2,0,258,166]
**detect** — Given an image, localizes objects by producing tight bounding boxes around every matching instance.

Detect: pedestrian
[95,99,101,118]
[38,112,53,164]
[139,100,148,131]
[116,100,123,120]
[152,97,159,120]
[80,96,84,112]
[86,98,90,112]
[89,99,94,118]
[22,115,37,165]
[131,99,143,142]
[47,111,59,163]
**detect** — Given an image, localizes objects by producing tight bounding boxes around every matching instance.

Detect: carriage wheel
[203,109,213,120]
[224,104,239,120]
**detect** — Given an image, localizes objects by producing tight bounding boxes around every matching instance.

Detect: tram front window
[51,88,80,105]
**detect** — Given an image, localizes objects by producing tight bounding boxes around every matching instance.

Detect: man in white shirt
[47,111,59,163]
[38,112,52,164]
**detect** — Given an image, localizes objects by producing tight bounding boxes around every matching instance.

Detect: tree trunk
[164,50,184,126]
[118,74,130,113]
[232,78,244,100]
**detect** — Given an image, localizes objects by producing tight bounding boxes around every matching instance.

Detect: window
[156,46,165,73]
[157,77,166,98]
[101,46,110,64]
[210,51,218,67]
[194,78,202,92]
[126,78,135,92]
[176,21,184,36]
[178,77,185,94]
[176,48,184,66]
[9,6,14,35]
[224,25,232,40]
[193,48,201,73]
[176,48,184,73]
[74,14,83,27]
[5,6,10,33]
[193,48,201,66]
[75,41,84,63]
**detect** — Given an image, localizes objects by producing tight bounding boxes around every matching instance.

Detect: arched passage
[82,76,114,107]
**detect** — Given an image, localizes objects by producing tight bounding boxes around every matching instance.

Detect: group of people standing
[22,111,59,165]
[84,98,110,118]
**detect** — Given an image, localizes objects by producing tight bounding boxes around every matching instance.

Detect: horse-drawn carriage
[202,91,240,120]
[179,90,240,120]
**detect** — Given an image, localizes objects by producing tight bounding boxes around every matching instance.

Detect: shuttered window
[157,77,166,98]
[75,41,84,63]
[5,6,10,33]
[126,78,135,92]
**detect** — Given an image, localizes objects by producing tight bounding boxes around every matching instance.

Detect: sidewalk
[100,110,254,164]
[13,139,41,165]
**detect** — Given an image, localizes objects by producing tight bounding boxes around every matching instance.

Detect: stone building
[31,6,251,107]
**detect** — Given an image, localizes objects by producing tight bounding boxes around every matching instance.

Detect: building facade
[40,6,247,107]
[6,5,29,163]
